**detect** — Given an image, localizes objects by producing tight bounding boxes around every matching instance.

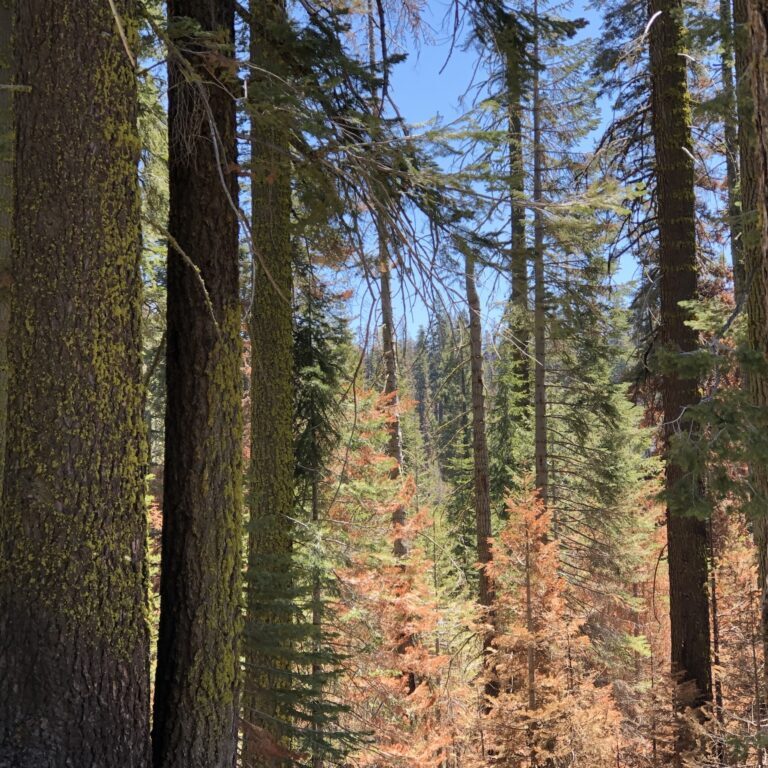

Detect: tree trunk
[0,3,150,765]
[721,0,744,301]
[0,0,10,499]
[505,39,530,406]
[532,9,548,504]
[152,3,242,767]
[741,0,768,696]
[464,248,498,701]
[380,242,407,556]
[648,0,713,755]
[244,1,295,763]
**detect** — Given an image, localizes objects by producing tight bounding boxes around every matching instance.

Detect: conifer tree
[151,2,243,766]
[0,3,150,764]
[648,0,712,753]
[463,246,498,699]
[244,0,296,761]
[741,0,768,692]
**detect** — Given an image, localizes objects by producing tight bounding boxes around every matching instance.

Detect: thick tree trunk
[0,0,10,499]
[0,3,150,765]
[244,1,295,763]
[648,0,713,756]
[742,0,768,697]
[464,249,498,700]
[152,3,243,767]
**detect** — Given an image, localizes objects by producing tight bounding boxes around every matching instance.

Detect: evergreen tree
[152,3,243,767]
[0,3,150,764]
[648,0,713,755]
[244,1,296,762]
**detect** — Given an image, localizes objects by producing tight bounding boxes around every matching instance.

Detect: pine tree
[244,1,296,762]
[648,0,713,755]
[0,3,150,764]
[742,0,768,695]
[151,3,243,766]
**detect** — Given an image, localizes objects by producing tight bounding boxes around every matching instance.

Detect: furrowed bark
[648,0,713,758]
[152,2,243,766]
[0,2,150,764]
[244,1,296,762]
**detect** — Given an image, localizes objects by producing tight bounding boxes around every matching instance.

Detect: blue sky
[348,1,639,339]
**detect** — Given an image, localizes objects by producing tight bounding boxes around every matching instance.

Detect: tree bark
[464,249,498,701]
[742,0,768,697]
[152,3,243,767]
[648,0,713,756]
[0,3,150,765]
[0,0,10,500]
[244,1,295,763]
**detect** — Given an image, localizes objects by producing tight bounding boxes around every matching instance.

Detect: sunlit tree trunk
[464,248,498,700]
[0,3,150,764]
[245,1,295,763]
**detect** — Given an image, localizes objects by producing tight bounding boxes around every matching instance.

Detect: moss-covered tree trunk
[738,0,768,695]
[244,1,295,763]
[151,3,243,767]
[0,3,150,765]
[464,249,498,701]
[648,0,712,756]
[0,0,10,497]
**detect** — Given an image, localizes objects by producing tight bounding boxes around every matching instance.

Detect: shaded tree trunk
[152,3,242,767]
[0,0,10,498]
[648,0,712,757]
[464,248,498,701]
[244,1,295,763]
[0,3,150,765]
[740,0,768,696]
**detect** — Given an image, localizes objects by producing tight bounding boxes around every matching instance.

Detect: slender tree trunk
[741,0,768,697]
[380,242,407,555]
[152,4,242,767]
[505,38,530,405]
[709,519,725,765]
[0,0,10,499]
[648,0,712,757]
[245,1,295,762]
[0,3,150,764]
[464,248,498,700]
[311,477,324,768]
[532,11,547,504]
[721,0,744,301]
